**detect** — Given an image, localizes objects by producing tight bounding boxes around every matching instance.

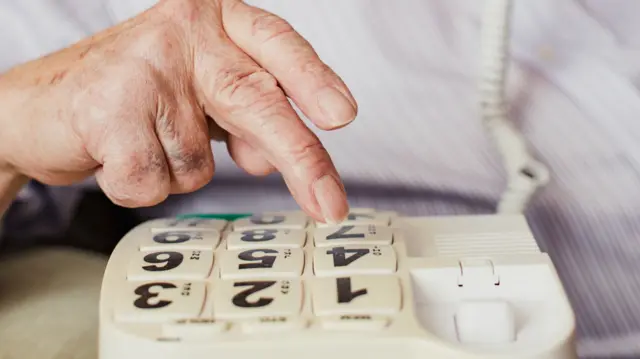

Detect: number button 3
[212,279,303,319]
[115,281,207,323]
[127,250,215,281]
[219,248,304,279]
[313,245,396,276]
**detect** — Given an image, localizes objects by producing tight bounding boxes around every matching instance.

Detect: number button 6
[127,250,214,281]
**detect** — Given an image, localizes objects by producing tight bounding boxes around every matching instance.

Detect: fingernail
[313,174,349,224]
[317,87,357,127]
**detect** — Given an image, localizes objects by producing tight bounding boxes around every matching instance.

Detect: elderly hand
[0,0,357,223]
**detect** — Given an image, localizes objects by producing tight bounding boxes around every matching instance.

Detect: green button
[175,213,253,221]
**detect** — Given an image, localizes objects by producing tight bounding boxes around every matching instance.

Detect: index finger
[191,25,349,224]
[221,1,358,130]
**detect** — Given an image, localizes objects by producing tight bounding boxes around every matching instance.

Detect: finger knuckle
[215,68,282,112]
[251,13,296,43]
[117,152,170,206]
[298,61,333,80]
[169,146,215,191]
[285,140,331,171]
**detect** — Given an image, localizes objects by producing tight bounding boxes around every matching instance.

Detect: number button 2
[313,245,396,276]
[212,279,303,319]
[127,250,215,281]
[115,281,207,323]
[219,248,304,279]
[226,228,306,250]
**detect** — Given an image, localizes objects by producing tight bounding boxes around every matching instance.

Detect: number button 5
[115,281,207,323]
[127,250,214,281]
[219,248,305,279]
[313,245,396,277]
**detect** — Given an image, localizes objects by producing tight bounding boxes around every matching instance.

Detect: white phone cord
[480,0,550,214]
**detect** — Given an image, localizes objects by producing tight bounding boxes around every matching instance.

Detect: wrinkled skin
[0,0,357,223]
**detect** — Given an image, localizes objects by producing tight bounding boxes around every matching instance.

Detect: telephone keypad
[115,210,404,333]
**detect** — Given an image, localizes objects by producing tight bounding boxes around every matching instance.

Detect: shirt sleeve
[0,181,84,251]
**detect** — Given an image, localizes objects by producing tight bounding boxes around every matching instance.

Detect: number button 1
[139,231,221,251]
[219,248,304,279]
[313,245,396,277]
[127,250,215,281]
[115,281,207,323]
[311,275,401,316]
[314,225,393,247]
[212,279,303,319]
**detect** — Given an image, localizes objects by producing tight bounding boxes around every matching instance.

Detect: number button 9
[127,250,214,281]
[138,231,221,251]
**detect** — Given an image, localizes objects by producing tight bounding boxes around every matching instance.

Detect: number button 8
[226,229,306,250]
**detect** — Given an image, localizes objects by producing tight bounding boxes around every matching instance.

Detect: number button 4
[127,250,215,281]
[219,248,304,279]
[313,245,396,277]
[139,231,221,251]
[115,281,207,323]
[212,279,303,319]
[232,212,308,231]
[314,225,393,247]
[226,228,306,250]
[311,275,401,316]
